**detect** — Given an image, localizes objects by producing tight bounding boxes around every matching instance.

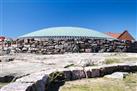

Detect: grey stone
[1,82,33,91]
[91,69,100,77]
[69,67,86,80]
[104,72,129,79]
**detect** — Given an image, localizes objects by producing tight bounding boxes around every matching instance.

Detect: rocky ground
[0,53,137,90]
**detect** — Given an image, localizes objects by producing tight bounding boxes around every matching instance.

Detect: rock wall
[3,38,137,54]
[1,63,137,91]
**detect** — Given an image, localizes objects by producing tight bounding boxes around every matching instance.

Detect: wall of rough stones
[1,63,137,91]
[3,38,137,54]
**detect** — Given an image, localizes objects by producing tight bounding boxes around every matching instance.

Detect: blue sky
[0,0,137,39]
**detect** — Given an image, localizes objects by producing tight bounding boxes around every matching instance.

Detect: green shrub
[46,71,66,91]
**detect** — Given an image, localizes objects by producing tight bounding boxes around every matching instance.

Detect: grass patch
[60,73,137,91]
[104,57,137,64]
[104,58,120,64]
[124,73,137,91]
[122,57,137,61]
[0,82,9,88]
[63,85,92,91]
[61,84,125,91]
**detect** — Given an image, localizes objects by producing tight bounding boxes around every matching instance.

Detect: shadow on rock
[45,71,65,91]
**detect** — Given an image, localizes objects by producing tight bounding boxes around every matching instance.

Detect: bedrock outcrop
[0,53,137,91]
[1,62,137,91]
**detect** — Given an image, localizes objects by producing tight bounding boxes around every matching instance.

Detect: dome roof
[20,27,114,39]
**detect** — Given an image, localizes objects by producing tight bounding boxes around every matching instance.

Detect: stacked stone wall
[11,38,137,54]
[1,38,137,54]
